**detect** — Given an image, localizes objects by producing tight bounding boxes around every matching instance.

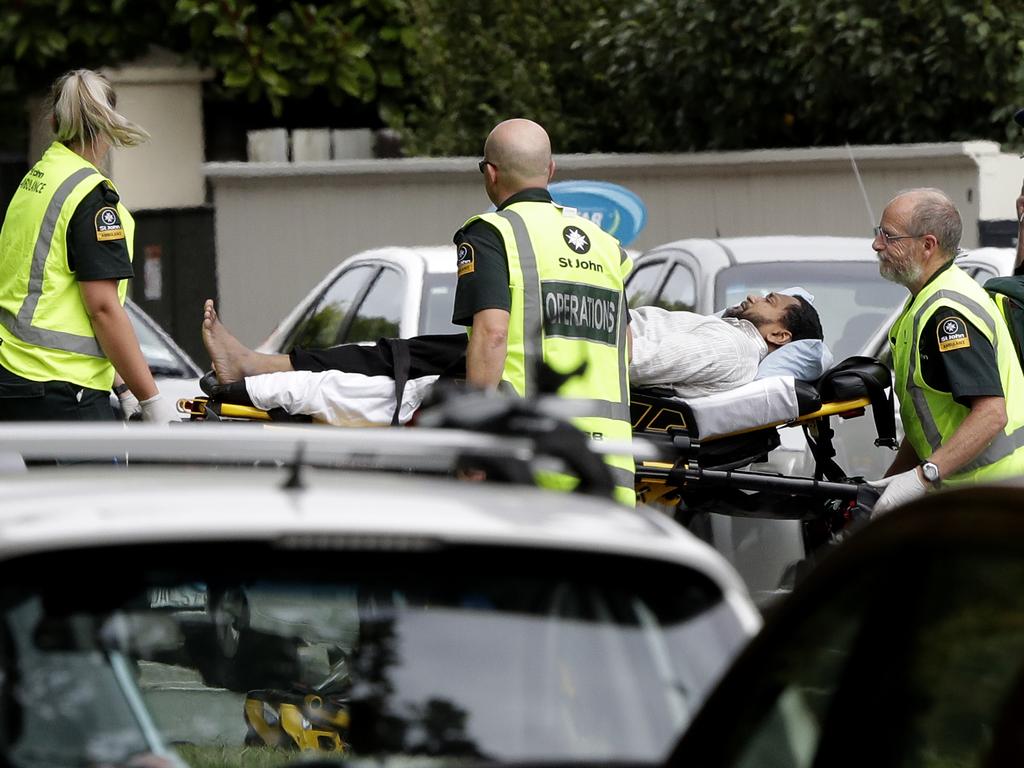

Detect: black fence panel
[978,219,1020,249]
[131,206,217,369]
[0,154,28,220]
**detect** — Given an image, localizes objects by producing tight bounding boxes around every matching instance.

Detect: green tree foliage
[579,0,1024,150]
[173,0,413,116]
[392,0,614,156]
[0,0,415,150]
[399,0,1024,154]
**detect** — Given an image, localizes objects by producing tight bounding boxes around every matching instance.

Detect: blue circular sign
[549,180,647,246]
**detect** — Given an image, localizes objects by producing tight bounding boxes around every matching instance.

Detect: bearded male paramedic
[453,118,635,506]
[869,187,1024,514]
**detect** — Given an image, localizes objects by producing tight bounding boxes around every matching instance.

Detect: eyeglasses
[478,159,495,174]
[873,226,923,246]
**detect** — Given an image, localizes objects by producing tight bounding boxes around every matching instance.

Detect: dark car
[666,484,1024,767]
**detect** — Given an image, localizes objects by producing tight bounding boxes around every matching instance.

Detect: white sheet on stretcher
[681,375,800,440]
[245,370,436,426]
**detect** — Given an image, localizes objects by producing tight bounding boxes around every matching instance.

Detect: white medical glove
[139,393,181,424]
[867,468,928,516]
[116,389,142,422]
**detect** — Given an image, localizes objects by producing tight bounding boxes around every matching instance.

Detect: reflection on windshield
[715,262,906,360]
[419,274,460,335]
[126,306,186,375]
[0,547,744,768]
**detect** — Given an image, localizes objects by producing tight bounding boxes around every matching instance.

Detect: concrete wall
[206,141,1024,347]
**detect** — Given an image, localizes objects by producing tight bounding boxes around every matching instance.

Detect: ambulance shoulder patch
[937,315,970,352]
[457,242,475,277]
[94,207,124,242]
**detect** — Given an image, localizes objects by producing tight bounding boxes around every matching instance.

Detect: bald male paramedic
[453,118,634,505]
[869,187,1024,514]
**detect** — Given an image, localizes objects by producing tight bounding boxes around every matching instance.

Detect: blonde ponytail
[50,69,150,150]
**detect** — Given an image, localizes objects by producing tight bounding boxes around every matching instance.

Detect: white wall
[206,141,1023,346]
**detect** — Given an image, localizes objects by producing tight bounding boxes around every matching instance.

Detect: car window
[287,265,376,350]
[657,263,697,312]
[126,304,193,377]
[345,267,403,342]
[964,264,997,284]
[715,262,906,361]
[626,260,665,308]
[3,544,750,768]
[419,272,460,335]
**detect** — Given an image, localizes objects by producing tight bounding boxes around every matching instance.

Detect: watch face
[923,463,940,482]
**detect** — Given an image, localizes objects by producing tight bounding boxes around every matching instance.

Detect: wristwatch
[920,461,942,488]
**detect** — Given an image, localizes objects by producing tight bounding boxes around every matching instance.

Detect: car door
[664,489,1024,768]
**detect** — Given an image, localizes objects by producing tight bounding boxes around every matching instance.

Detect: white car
[0,420,759,768]
[125,298,204,407]
[258,246,460,354]
[626,237,1017,601]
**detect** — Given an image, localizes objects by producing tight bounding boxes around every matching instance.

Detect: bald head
[887,187,962,257]
[484,119,553,194]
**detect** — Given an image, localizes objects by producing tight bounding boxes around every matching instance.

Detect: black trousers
[0,363,115,421]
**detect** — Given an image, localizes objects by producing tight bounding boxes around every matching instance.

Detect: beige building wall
[206,141,1024,347]
[27,49,209,209]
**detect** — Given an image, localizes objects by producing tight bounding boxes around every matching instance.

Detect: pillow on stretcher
[755,339,834,382]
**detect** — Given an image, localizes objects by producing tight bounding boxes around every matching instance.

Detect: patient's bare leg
[202,299,293,383]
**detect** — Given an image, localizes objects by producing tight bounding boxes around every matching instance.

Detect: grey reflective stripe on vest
[906,288,1024,467]
[619,246,629,264]
[607,465,635,489]
[616,290,629,413]
[548,397,631,422]
[0,166,104,358]
[960,427,1024,474]
[497,210,540,397]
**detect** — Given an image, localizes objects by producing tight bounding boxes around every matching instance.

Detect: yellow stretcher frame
[179,397,273,422]
[634,394,872,508]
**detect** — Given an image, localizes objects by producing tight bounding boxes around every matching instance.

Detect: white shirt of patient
[628,306,768,398]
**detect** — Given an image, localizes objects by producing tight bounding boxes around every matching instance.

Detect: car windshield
[126,304,193,377]
[715,262,906,360]
[1,544,745,768]
[418,273,460,335]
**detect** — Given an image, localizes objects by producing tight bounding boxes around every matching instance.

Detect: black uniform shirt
[899,262,1003,405]
[451,188,553,327]
[66,183,134,282]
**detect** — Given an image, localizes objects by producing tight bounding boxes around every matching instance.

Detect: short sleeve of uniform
[919,308,1003,405]
[66,183,134,282]
[451,219,511,327]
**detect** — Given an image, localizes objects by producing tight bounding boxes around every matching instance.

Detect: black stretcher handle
[666,466,862,500]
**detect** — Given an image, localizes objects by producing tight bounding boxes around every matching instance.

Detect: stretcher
[179,356,894,544]
[631,356,894,553]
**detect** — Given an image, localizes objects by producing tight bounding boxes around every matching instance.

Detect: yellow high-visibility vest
[0,142,134,390]
[890,263,1024,483]
[463,200,635,505]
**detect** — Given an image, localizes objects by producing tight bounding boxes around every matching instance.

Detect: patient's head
[723,292,824,349]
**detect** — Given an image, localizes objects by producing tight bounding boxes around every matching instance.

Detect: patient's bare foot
[202,299,252,384]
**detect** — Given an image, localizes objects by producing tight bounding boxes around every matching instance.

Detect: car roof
[0,468,731,576]
[343,244,456,274]
[638,236,876,270]
[0,424,755,626]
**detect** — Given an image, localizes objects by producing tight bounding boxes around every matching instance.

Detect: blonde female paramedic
[0,69,177,422]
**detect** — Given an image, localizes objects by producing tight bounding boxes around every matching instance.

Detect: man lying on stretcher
[198,291,825,425]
